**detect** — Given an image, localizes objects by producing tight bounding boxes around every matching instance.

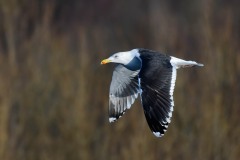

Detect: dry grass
[0,0,239,160]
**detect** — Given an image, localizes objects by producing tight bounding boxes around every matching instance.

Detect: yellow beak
[101,59,111,65]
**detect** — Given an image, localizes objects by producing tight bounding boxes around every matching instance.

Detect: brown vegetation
[0,0,239,159]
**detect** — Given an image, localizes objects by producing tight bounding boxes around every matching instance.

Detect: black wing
[139,50,176,137]
[109,65,140,122]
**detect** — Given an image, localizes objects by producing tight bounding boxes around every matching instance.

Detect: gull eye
[114,55,119,58]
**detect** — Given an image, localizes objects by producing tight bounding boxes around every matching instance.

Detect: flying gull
[101,48,203,137]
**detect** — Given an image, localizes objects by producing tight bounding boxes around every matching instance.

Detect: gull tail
[170,56,204,69]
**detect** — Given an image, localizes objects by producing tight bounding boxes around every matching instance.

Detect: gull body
[101,48,203,137]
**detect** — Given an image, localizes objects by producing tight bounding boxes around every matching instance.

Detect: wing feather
[109,65,140,122]
[139,51,176,137]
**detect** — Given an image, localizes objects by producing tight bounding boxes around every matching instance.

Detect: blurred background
[0,0,239,160]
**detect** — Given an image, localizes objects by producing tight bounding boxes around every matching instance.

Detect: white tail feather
[170,56,203,69]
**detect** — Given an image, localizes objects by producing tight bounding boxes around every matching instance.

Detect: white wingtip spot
[134,93,138,99]
[163,124,168,128]
[109,117,117,123]
[153,132,163,137]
